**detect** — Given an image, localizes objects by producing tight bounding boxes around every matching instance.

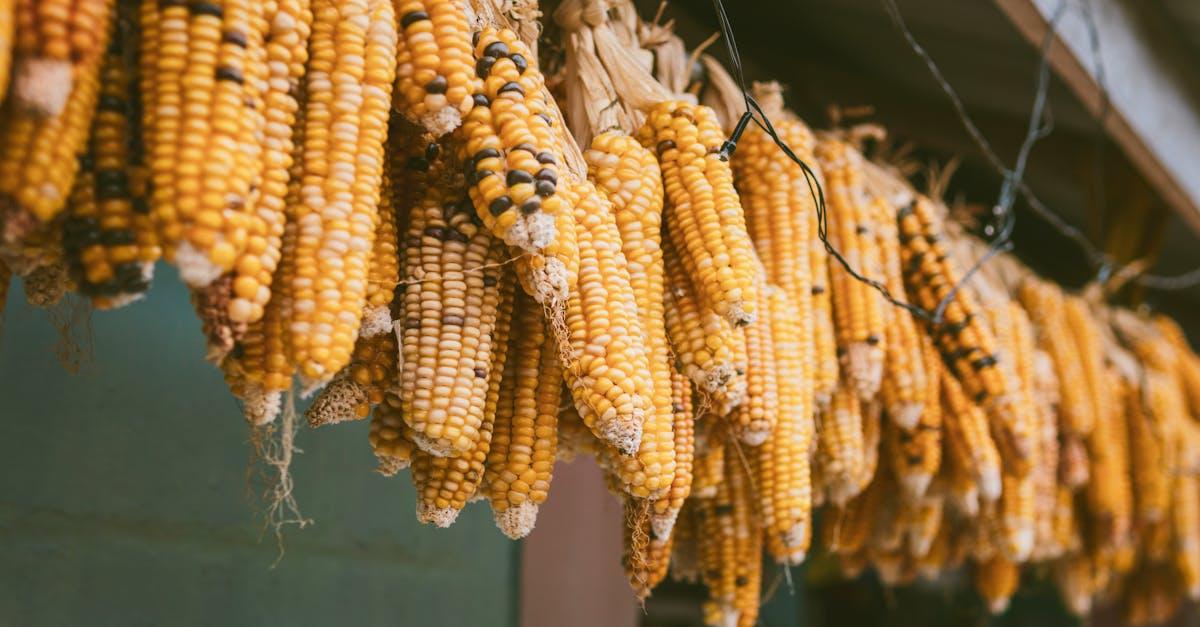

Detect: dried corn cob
[622,498,672,600]
[458,27,559,254]
[559,179,658,465]
[900,491,942,558]
[1171,473,1200,599]
[0,0,109,245]
[288,0,395,382]
[0,0,12,106]
[1153,315,1200,419]
[940,363,1002,502]
[484,292,561,539]
[814,138,886,400]
[13,0,109,117]
[398,164,508,456]
[819,383,866,505]
[305,330,397,426]
[62,17,159,307]
[874,197,926,429]
[393,0,476,135]
[974,555,1020,614]
[731,275,778,445]
[410,267,515,527]
[369,392,415,475]
[1083,369,1133,550]
[651,369,695,539]
[691,420,726,499]
[663,239,742,402]
[1019,279,1094,437]
[810,196,839,407]
[1128,376,1169,524]
[886,389,941,501]
[637,100,758,326]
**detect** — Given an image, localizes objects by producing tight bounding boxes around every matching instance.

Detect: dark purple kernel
[535,151,556,165]
[400,10,429,28]
[506,170,533,186]
[497,81,524,96]
[483,41,509,58]
[519,198,541,214]
[475,56,496,79]
[471,93,490,108]
[425,76,448,94]
[534,168,557,184]
[510,54,528,73]
[535,180,555,197]
[656,140,676,155]
[489,196,513,216]
[222,30,247,47]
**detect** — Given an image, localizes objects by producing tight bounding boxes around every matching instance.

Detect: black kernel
[536,112,552,126]
[714,504,734,516]
[811,286,826,295]
[400,10,429,28]
[425,76,448,94]
[442,315,465,326]
[406,156,430,172]
[656,140,676,155]
[489,196,513,216]
[472,31,481,47]
[222,30,248,47]
[97,95,125,112]
[534,168,557,184]
[866,334,881,345]
[215,66,244,84]
[513,143,536,154]
[535,151,556,165]
[475,56,496,79]
[474,147,502,162]
[535,180,556,197]
[519,198,541,214]
[506,170,533,186]
[470,170,494,186]
[483,41,509,58]
[424,143,440,162]
[472,93,490,108]
[483,276,498,287]
[510,54,528,73]
[424,226,446,240]
[972,355,998,370]
[498,81,524,96]
[735,576,749,587]
[188,1,222,17]
[100,229,136,246]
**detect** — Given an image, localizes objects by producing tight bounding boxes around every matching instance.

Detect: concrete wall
[0,270,518,627]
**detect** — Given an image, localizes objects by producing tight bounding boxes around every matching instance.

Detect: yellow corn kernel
[691,419,726,499]
[732,275,778,445]
[0,0,109,241]
[871,194,926,428]
[810,195,838,408]
[398,164,508,456]
[458,27,558,254]
[13,0,108,117]
[941,363,1002,502]
[359,162,399,337]
[393,0,477,135]
[699,442,762,627]
[818,383,866,505]
[979,302,1036,479]
[287,0,394,382]
[559,180,657,468]
[305,330,397,427]
[637,100,758,326]
[411,267,515,527]
[369,392,415,475]
[663,238,743,403]
[485,291,562,539]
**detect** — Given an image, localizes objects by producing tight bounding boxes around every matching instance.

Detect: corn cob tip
[305,375,369,428]
[1063,593,1091,617]
[598,411,644,457]
[727,300,755,328]
[375,456,409,476]
[92,264,154,310]
[773,525,809,566]
[900,471,933,500]
[13,58,73,118]
[651,509,680,541]
[176,241,228,288]
[952,487,980,518]
[241,385,282,426]
[420,108,464,138]
[359,305,394,338]
[23,261,71,307]
[527,258,569,305]
[737,426,770,447]
[494,501,539,539]
[979,466,1002,502]
[889,402,924,431]
[506,212,557,254]
[693,484,718,499]
[986,597,1010,615]
[876,557,907,587]
[845,342,884,399]
[705,602,740,627]
[410,432,454,458]
[1005,527,1034,562]
[416,502,461,528]
[699,363,736,394]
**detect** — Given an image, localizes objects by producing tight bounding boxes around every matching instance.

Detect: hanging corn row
[3,0,1200,625]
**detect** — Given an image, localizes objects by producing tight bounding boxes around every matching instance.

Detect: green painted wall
[0,270,518,627]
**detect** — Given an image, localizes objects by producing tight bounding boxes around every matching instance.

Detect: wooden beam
[992,0,1200,233]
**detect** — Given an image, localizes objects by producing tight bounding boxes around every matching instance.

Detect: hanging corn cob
[393,0,477,135]
[12,0,109,117]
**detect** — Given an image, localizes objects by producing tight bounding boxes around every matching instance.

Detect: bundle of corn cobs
[3,0,1200,624]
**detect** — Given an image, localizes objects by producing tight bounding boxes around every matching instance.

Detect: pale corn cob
[669,503,700,583]
[288,0,395,382]
[484,291,561,539]
[393,0,477,135]
[398,162,508,456]
[637,100,758,326]
[410,267,515,526]
[810,192,839,407]
[813,138,886,399]
[13,0,109,117]
[458,27,559,254]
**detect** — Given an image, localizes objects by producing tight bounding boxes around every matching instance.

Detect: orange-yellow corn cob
[559,179,659,470]
[691,420,726,499]
[410,267,515,527]
[622,498,673,600]
[0,0,12,105]
[821,467,885,555]
[637,100,758,326]
[733,82,817,420]
[1018,279,1093,437]
[287,0,394,383]
[305,330,397,427]
[369,392,415,475]
[819,383,866,505]
[996,464,1036,562]
[886,398,941,501]
[732,275,778,445]
[359,159,399,337]
[1083,369,1133,551]
[458,27,559,254]
[13,0,108,117]
[1054,552,1096,617]
[651,369,695,539]
[0,0,109,244]
[663,239,743,402]
[700,443,762,627]
[1172,473,1200,599]
[941,363,1002,502]
[810,199,838,407]
[979,302,1036,479]
[398,162,508,456]
[668,503,701,584]
[974,555,1020,615]
[900,491,942,558]
[814,138,886,399]
[484,291,561,539]
[754,286,813,565]
[62,17,159,307]
[1153,315,1200,420]
[393,0,476,135]
[1128,377,1169,525]
[873,197,926,428]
